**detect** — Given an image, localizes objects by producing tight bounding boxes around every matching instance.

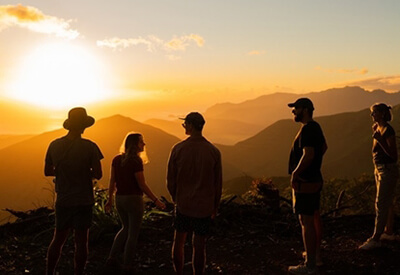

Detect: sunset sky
[1,0,400,133]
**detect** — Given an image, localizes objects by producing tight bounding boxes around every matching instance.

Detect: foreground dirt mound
[1,203,400,274]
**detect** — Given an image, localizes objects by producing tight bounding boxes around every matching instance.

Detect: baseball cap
[287,98,314,111]
[179,112,206,126]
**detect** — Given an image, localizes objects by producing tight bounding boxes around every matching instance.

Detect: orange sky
[1,1,400,134]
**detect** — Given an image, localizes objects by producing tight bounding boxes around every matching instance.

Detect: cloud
[96,37,154,51]
[314,66,368,75]
[97,33,204,54]
[164,34,204,51]
[0,4,79,39]
[341,75,400,93]
[247,50,266,56]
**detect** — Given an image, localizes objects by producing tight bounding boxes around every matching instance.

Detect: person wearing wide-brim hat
[44,107,104,275]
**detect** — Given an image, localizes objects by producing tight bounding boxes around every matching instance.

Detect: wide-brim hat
[63,107,95,130]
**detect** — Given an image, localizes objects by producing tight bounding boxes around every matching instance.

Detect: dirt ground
[1,204,400,275]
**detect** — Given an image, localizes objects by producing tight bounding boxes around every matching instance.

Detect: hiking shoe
[288,264,316,274]
[359,238,381,250]
[380,233,398,241]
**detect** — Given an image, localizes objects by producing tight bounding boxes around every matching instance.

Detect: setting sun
[7,42,111,109]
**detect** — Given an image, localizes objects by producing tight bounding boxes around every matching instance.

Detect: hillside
[144,86,400,145]
[0,134,33,150]
[220,104,400,181]
[205,86,400,135]
[0,115,181,222]
[1,202,400,274]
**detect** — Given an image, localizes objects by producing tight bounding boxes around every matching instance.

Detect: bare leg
[314,210,322,259]
[46,228,70,275]
[74,229,89,275]
[192,234,207,275]
[384,206,395,235]
[172,231,187,275]
[299,214,316,268]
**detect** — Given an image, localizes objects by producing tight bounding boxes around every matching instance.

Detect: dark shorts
[55,204,93,230]
[293,192,320,215]
[173,210,212,236]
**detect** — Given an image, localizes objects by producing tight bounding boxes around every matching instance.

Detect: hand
[372,123,378,132]
[105,200,112,213]
[372,130,382,140]
[154,199,166,210]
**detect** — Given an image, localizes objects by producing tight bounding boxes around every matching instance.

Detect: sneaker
[288,264,316,274]
[380,233,397,241]
[302,251,323,267]
[359,238,381,250]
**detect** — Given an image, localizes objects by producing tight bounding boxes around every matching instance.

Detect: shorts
[55,204,93,230]
[173,210,212,236]
[293,192,320,216]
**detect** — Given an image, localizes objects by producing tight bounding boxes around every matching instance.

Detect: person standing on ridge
[287,98,327,275]
[167,112,223,275]
[44,107,103,275]
[105,132,166,273]
[359,103,399,250]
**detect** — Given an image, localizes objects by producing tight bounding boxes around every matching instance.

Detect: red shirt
[112,154,144,196]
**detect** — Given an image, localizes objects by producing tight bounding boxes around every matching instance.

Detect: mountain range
[147,86,400,145]
[1,86,399,223]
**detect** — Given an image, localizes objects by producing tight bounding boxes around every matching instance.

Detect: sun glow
[8,43,111,109]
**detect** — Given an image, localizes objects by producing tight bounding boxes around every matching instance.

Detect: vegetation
[2,175,400,274]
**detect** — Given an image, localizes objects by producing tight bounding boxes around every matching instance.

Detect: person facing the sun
[359,103,399,250]
[44,107,103,275]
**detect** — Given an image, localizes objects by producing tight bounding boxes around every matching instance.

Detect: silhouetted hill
[205,86,400,134]
[0,115,244,223]
[144,87,400,145]
[0,115,181,222]
[220,104,400,181]
[0,134,33,150]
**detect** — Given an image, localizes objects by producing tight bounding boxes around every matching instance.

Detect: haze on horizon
[1,0,400,134]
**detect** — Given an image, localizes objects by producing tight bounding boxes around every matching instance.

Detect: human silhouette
[287,98,327,275]
[359,103,399,249]
[44,107,103,275]
[167,112,222,275]
[105,132,165,273]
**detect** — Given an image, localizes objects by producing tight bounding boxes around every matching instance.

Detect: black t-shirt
[288,120,326,182]
[372,124,396,165]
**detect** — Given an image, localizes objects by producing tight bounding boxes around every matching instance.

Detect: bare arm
[105,166,116,213]
[213,152,223,217]
[91,158,103,180]
[291,146,314,191]
[136,171,166,209]
[166,152,177,202]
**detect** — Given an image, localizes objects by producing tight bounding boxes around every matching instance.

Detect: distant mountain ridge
[220,104,400,182]
[147,86,400,145]
[1,98,399,223]
[205,86,400,127]
[0,115,181,222]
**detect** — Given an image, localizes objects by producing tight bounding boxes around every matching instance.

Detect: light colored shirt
[167,135,222,218]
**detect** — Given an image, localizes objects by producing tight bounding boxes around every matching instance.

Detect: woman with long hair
[105,132,166,271]
[359,103,399,249]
